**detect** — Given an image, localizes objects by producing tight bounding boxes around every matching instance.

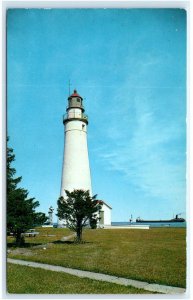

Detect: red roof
[69,89,82,99]
[96,200,112,209]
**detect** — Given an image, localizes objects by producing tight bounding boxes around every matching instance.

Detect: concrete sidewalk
[8,258,186,295]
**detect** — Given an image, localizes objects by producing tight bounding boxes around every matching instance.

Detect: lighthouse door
[99,211,104,225]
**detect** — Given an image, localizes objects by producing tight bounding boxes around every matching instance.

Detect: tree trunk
[76,225,82,243]
[15,232,25,247]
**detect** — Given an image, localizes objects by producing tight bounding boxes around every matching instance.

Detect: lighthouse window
[77,98,80,102]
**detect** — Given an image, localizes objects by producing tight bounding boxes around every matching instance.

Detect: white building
[98,200,112,227]
[58,89,112,227]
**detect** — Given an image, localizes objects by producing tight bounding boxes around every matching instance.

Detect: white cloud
[98,93,186,204]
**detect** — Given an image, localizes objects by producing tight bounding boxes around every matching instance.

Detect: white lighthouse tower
[58,89,92,226]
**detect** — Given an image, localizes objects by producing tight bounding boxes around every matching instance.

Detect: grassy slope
[7,264,150,294]
[7,227,186,288]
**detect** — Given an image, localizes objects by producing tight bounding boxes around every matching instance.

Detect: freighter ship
[136,214,185,223]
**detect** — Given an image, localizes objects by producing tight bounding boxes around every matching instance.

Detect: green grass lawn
[7,227,186,289]
[7,263,150,294]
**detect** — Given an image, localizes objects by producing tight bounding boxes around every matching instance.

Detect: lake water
[111,222,186,228]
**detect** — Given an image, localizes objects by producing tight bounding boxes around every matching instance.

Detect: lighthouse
[58,89,92,226]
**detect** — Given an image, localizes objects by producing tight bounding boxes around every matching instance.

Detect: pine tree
[57,189,101,243]
[7,138,47,246]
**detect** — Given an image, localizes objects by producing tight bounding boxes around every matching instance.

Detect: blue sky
[7,8,186,222]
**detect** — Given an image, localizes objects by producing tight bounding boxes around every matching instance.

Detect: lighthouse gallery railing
[63,112,88,122]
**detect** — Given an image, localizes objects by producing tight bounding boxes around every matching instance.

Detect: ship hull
[136,219,185,223]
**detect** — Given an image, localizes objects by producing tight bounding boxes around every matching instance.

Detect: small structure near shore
[42,206,54,227]
[48,206,54,225]
[97,200,112,227]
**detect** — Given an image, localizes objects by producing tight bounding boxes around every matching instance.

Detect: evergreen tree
[57,189,101,243]
[7,138,47,246]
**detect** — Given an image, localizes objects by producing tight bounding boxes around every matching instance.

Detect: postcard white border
[1,1,191,300]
